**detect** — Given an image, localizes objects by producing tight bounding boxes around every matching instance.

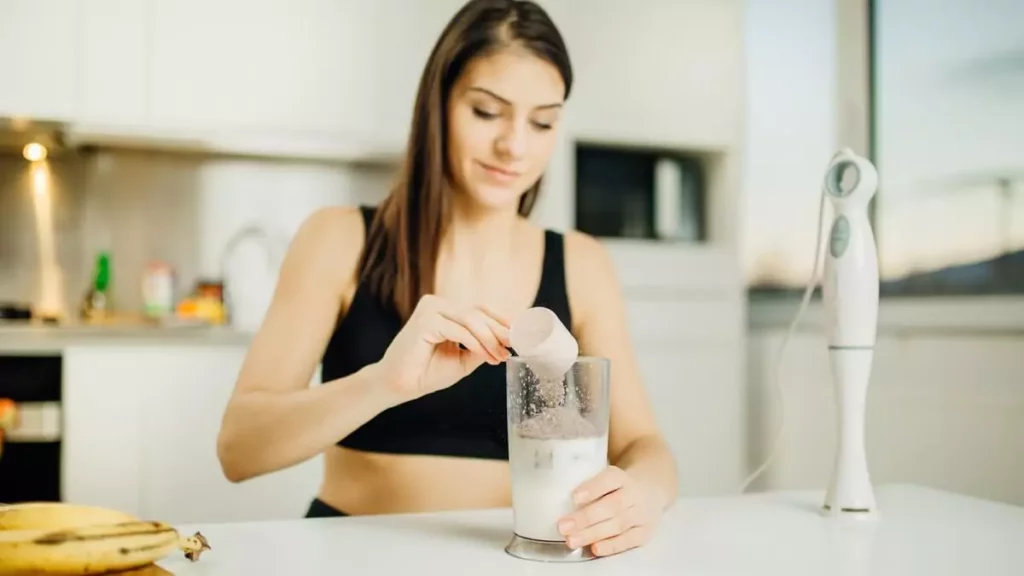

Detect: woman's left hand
[556,465,663,557]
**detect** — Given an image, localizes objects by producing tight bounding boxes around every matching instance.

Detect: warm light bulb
[23,142,47,162]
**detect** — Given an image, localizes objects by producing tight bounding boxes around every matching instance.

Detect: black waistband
[305,498,349,518]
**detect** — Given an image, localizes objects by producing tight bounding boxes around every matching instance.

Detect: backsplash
[0,154,86,315]
[0,148,396,318]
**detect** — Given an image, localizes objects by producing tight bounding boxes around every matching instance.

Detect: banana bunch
[0,502,211,575]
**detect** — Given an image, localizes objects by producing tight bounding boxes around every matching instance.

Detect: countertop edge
[0,327,253,354]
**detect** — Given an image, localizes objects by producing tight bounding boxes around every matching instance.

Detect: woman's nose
[495,122,527,159]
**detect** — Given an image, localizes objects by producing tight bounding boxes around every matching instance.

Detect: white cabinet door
[542,0,744,148]
[63,347,147,516]
[78,0,151,127]
[635,343,745,498]
[131,346,323,524]
[63,345,323,524]
[370,0,467,151]
[0,0,78,121]
[149,0,375,137]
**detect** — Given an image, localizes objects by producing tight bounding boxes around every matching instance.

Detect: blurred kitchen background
[0,0,1020,524]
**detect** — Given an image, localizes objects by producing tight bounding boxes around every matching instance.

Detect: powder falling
[516,406,600,440]
[537,376,565,407]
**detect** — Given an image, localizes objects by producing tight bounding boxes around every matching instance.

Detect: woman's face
[446,47,565,212]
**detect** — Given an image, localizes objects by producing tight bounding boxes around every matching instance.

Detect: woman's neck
[441,196,522,269]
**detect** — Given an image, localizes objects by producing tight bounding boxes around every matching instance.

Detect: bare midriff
[315,445,512,515]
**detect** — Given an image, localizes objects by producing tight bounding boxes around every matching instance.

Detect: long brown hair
[358,0,573,321]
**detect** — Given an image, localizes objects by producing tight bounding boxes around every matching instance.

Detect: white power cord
[740,184,830,493]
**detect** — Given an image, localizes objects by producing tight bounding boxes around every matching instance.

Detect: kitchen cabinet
[609,238,747,496]
[63,344,322,524]
[369,0,469,151]
[4,1,745,161]
[77,0,151,127]
[635,344,744,497]
[0,0,79,121]
[542,0,744,149]
[148,0,376,138]
[72,0,385,158]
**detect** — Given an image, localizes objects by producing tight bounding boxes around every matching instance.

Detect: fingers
[590,525,651,557]
[463,309,510,364]
[559,474,628,536]
[558,467,640,551]
[564,502,641,551]
[437,305,510,365]
[415,296,513,364]
[554,464,660,558]
[477,310,511,350]
[476,303,512,329]
[469,302,513,355]
[431,317,492,362]
[573,466,628,506]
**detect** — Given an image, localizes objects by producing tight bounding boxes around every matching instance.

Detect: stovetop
[0,303,32,321]
[0,303,62,326]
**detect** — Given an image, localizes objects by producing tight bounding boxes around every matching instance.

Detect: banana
[0,502,139,531]
[0,504,211,575]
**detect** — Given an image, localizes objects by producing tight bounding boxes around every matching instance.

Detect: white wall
[747,320,1024,506]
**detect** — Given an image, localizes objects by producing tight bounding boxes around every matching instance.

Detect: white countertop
[158,484,1024,575]
[0,325,251,354]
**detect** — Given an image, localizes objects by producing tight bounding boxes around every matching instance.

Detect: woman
[216,0,677,558]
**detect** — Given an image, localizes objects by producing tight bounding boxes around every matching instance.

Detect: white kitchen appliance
[821,148,879,516]
[220,223,286,333]
[742,148,880,518]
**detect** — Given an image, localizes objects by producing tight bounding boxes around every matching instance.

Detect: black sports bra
[320,205,574,460]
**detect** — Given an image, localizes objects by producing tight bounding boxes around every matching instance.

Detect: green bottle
[81,251,112,320]
[94,251,111,293]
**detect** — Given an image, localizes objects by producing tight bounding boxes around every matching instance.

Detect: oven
[0,354,62,503]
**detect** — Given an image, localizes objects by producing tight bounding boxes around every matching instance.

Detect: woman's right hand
[377,295,512,402]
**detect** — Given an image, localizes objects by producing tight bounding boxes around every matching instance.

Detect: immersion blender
[821,148,880,516]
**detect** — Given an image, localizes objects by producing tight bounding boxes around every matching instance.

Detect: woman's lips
[479,161,521,182]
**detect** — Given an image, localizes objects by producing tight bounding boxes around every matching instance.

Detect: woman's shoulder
[562,229,607,261]
[561,229,622,323]
[283,205,371,289]
[295,205,368,253]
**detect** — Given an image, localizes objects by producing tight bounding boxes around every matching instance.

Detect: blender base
[504,534,595,562]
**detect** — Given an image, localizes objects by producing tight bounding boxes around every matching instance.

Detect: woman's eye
[472,107,499,120]
[531,121,553,131]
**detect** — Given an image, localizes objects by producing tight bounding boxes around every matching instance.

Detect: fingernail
[566,536,579,549]
[558,519,574,534]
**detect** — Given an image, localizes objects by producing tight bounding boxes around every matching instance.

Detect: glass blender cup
[504,356,610,562]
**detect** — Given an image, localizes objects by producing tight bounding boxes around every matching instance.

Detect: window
[872,0,1024,296]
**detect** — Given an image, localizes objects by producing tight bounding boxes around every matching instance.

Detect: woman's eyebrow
[467,86,563,110]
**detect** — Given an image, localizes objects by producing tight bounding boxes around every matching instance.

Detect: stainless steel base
[504,533,595,563]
